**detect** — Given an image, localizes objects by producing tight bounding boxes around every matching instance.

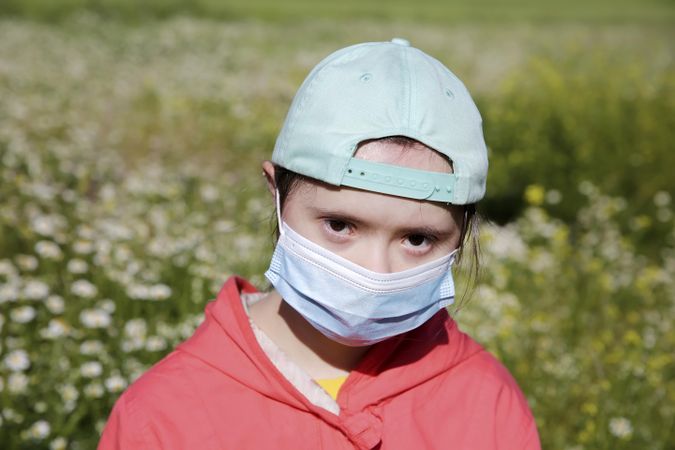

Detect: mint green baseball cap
[272,38,488,204]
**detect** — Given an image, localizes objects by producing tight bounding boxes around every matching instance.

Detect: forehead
[298,182,452,217]
[354,139,453,174]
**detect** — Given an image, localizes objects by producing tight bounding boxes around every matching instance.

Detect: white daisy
[57,384,78,403]
[39,319,70,339]
[80,361,103,378]
[124,318,147,339]
[45,295,65,314]
[27,420,50,439]
[15,254,38,271]
[23,280,50,300]
[66,258,89,274]
[149,283,172,301]
[0,283,19,303]
[10,306,36,324]
[4,349,30,371]
[104,374,127,393]
[8,373,28,393]
[73,240,94,255]
[50,437,68,450]
[609,417,633,439]
[79,308,111,328]
[145,335,167,352]
[35,240,63,260]
[84,382,104,398]
[71,279,98,298]
[80,340,104,355]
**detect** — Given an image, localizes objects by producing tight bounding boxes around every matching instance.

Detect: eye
[407,234,427,246]
[324,219,352,236]
[403,234,437,254]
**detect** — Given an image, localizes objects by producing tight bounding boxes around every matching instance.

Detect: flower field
[0,14,673,450]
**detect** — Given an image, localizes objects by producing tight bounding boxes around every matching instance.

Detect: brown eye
[327,220,348,233]
[407,234,427,246]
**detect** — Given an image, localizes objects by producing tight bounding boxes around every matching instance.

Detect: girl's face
[266,140,464,273]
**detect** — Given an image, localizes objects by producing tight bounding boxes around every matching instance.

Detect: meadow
[0,5,674,449]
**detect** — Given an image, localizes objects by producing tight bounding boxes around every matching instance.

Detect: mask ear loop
[448,247,459,265]
[275,189,285,236]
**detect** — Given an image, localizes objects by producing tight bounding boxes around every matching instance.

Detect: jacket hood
[177,276,484,434]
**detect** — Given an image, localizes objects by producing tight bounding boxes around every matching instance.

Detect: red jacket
[99,276,541,449]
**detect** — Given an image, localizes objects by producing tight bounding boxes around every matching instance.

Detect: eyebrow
[308,206,456,237]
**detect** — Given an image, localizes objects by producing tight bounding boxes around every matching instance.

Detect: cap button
[390,38,410,46]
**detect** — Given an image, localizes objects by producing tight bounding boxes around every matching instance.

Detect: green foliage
[457,191,675,449]
[480,48,675,234]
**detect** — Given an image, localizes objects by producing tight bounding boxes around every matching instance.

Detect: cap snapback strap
[341,158,456,203]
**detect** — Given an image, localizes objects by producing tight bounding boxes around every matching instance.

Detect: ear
[261,160,277,197]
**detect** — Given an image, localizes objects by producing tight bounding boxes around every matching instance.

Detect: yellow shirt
[315,375,349,400]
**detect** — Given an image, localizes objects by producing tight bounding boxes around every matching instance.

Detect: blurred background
[0,1,673,449]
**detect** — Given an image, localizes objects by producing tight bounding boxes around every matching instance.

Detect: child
[99,38,541,449]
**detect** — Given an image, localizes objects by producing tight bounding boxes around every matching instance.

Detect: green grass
[0,0,674,23]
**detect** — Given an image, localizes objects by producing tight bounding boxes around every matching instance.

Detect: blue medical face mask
[264,193,457,347]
